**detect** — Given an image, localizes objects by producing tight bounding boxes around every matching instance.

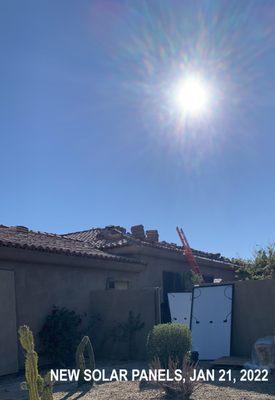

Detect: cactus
[18,325,54,400]
[19,326,41,400]
[76,336,95,387]
[41,372,54,400]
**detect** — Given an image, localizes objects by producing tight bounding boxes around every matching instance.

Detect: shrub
[107,311,145,360]
[147,323,191,367]
[86,314,102,339]
[39,306,82,366]
[234,242,275,280]
[116,311,145,360]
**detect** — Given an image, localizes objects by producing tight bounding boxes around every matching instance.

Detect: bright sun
[174,75,210,116]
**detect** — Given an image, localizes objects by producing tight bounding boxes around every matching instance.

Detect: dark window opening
[162,271,186,323]
[106,278,130,290]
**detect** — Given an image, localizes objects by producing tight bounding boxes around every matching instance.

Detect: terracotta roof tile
[0,226,142,265]
[63,226,234,265]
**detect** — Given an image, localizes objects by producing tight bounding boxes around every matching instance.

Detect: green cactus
[18,325,54,400]
[76,336,95,387]
[19,326,41,400]
[41,372,54,400]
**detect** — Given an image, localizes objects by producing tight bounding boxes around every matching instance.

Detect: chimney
[146,230,159,242]
[131,225,145,240]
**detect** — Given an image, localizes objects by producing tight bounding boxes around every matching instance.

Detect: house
[0,224,145,375]
[63,224,236,292]
[63,224,236,322]
[0,223,236,375]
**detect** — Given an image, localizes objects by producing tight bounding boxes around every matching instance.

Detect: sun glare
[173,75,210,116]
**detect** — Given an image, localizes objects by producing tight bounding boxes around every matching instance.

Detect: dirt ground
[1,362,274,400]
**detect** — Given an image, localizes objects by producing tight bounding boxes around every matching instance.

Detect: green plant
[40,372,54,400]
[19,326,41,400]
[234,242,275,281]
[179,271,192,291]
[76,336,95,387]
[147,323,191,368]
[86,314,102,337]
[39,306,82,366]
[19,325,53,400]
[110,311,145,359]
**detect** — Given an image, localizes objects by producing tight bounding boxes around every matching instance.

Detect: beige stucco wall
[137,254,235,290]
[90,288,160,359]
[110,246,235,297]
[0,243,236,375]
[0,247,143,372]
[0,269,18,375]
[232,279,275,357]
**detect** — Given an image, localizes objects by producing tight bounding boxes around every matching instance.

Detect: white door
[168,292,192,327]
[191,285,233,360]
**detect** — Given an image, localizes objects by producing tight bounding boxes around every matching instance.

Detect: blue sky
[0,0,274,258]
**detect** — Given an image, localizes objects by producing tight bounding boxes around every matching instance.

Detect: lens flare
[88,0,275,168]
[173,75,210,116]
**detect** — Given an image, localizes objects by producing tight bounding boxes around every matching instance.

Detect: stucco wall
[132,253,235,297]
[90,288,160,359]
[0,244,236,376]
[232,279,275,357]
[0,248,142,372]
[0,269,18,375]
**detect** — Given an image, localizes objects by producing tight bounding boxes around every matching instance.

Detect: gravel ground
[1,363,274,400]
[53,379,275,400]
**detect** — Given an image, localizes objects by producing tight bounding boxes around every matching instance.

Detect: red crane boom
[176,226,204,282]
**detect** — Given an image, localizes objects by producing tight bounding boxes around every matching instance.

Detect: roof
[63,226,234,265]
[63,227,129,249]
[0,225,142,265]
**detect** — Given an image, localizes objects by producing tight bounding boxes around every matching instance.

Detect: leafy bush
[147,323,191,367]
[86,314,102,336]
[39,306,82,366]
[234,242,275,280]
[108,311,145,360]
[117,311,145,359]
[182,271,203,289]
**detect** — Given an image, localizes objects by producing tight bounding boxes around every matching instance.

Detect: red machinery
[176,226,204,282]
